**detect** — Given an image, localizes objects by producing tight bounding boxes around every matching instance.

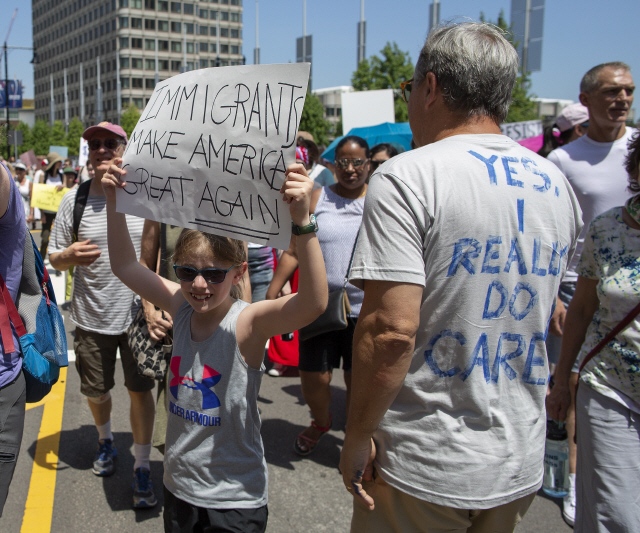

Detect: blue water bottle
[542,420,569,497]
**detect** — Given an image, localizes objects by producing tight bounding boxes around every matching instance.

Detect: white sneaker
[267,363,286,377]
[563,474,576,527]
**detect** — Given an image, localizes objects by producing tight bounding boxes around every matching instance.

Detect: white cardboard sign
[117,63,310,250]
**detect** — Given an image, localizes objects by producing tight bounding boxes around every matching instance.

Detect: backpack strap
[0,273,26,354]
[73,179,92,243]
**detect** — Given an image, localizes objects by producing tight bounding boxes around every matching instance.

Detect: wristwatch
[291,214,318,235]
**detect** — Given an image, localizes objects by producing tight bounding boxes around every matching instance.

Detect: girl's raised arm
[103,159,183,316]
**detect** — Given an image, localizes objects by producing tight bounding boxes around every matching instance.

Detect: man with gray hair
[340,22,583,532]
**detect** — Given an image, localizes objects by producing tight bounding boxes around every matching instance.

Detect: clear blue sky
[3,0,638,118]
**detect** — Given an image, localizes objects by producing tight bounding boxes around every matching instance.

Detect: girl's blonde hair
[172,230,246,300]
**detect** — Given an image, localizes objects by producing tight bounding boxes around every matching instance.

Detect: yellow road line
[21,367,68,533]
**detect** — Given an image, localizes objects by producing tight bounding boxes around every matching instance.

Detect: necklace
[625,195,640,226]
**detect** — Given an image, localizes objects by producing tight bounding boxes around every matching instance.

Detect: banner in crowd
[31,184,70,212]
[500,120,543,142]
[116,63,311,250]
[19,150,38,168]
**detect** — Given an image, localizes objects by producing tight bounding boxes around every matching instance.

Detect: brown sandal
[293,415,333,456]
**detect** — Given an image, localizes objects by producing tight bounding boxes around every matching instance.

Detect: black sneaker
[132,467,157,508]
[92,439,117,476]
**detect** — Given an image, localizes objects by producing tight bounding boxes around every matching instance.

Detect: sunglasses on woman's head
[88,138,126,151]
[173,265,234,284]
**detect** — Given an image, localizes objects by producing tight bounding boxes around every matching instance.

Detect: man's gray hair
[414,22,519,124]
[580,62,631,94]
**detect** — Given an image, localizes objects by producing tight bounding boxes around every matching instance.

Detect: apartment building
[32,0,243,125]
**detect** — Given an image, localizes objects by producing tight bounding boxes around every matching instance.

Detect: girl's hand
[281,163,313,226]
[102,158,127,202]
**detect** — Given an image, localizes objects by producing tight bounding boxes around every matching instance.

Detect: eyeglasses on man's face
[88,137,126,151]
[335,158,368,170]
[400,78,413,103]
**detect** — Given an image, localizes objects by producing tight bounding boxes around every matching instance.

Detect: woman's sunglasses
[173,265,234,284]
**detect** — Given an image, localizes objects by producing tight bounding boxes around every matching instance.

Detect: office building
[32,0,244,125]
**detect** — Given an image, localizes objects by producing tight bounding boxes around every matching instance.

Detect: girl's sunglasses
[173,265,234,284]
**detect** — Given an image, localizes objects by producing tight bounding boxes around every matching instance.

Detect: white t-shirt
[350,134,582,509]
[547,127,636,283]
[49,185,145,335]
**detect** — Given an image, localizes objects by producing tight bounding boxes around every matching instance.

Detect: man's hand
[51,239,101,270]
[546,383,572,422]
[340,435,377,511]
[549,297,566,337]
[144,307,173,342]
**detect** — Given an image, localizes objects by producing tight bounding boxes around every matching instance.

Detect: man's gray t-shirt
[350,134,582,509]
[49,185,144,335]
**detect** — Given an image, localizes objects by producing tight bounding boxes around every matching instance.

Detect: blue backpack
[0,230,68,403]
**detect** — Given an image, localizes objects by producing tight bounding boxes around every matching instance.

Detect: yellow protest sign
[30,184,70,212]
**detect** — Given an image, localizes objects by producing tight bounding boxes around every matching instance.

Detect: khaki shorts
[74,327,155,397]
[351,473,535,533]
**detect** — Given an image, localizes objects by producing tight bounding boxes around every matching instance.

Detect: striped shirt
[49,185,145,335]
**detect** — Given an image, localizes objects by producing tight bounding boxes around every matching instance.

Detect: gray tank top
[315,186,365,316]
[163,299,268,509]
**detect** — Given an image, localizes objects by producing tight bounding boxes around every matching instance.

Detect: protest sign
[31,184,70,212]
[500,120,543,142]
[19,149,38,168]
[116,63,311,250]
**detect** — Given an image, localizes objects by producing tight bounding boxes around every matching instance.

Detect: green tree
[66,117,85,157]
[299,91,331,146]
[50,120,67,149]
[31,120,52,156]
[481,10,537,123]
[121,104,141,139]
[15,121,33,155]
[351,42,414,123]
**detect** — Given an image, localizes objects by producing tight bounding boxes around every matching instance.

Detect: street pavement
[2,229,573,532]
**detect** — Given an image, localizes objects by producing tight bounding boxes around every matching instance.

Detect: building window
[183,3,194,14]
[122,97,130,107]
[158,20,169,31]
[209,10,218,19]
[231,45,238,54]
[199,8,208,18]
[220,28,228,37]
[119,16,129,28]
[171,60,181,71]
[186,42,194,53]
[230,0,239,4]
[184,23,194,34]
[171,41,182,52]
[131,0,142,8]
[230,29,239,38]
[199,25,208,35]
[220,44,228,54]
[132,58,143,69]
[120,57,130,68]
[199,42,208,52]
[145,78,156,89]
[121,77,130,88]
[209,43,216,53]
[158,40,169,51]
[145,59,155,69]
[145,39,155,50]
[221,11,229,20]
[144,0,155,8]
[132,78,143,88]
[131,38,143,48]
[159,59,169,70]
[144,19,156,29]
[131,18,143,28]
[158,0,168,10]
[230,12,239,22]
[133,97,144,108]
[209,27,216,36]
[170,1,181,13]
[171,21,181,32]
[119,37,129,48]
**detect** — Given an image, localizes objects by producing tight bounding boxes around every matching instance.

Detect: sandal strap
[310,414,332,434]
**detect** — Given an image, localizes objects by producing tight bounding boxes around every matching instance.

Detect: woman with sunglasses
[103,157,326,532]
[368,143,399,178]
[267,135,369,456]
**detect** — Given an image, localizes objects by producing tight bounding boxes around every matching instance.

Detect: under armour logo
[169,357,221,410]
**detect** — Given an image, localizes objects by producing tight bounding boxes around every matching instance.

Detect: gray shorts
[74,327,155,397]
[575,384,640,532]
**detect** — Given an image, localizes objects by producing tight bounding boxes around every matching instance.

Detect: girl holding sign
[102,158,327,533]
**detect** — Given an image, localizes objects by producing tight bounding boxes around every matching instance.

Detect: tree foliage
[121,104,141,139]
[481,10,537,123]
[299,91,331,146]
[66,117,85,156]
[31,120,52,156]
[351,42,414,124]
[14,122,32,156]
[50,120,67,149]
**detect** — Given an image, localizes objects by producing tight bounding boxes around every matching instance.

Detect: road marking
[21,367,68,533]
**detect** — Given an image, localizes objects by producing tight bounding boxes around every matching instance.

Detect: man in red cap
[49,122,157,509]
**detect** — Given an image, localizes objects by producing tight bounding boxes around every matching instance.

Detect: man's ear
[578,92,589,108]
[424,72,439,108]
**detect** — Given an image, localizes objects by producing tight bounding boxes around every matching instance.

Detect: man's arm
[340,280,423,510]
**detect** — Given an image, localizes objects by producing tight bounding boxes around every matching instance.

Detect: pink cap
[82,121,128,143]
[555,103,589,132]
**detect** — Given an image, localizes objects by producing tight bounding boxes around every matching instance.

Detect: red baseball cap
[82,121,128,143]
